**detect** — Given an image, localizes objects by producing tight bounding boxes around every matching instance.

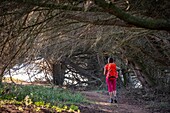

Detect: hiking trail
[80,91,150,113]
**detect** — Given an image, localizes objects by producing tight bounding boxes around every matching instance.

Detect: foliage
[0,99,80,112]
[0,83,86,104]
[0,83,84,112]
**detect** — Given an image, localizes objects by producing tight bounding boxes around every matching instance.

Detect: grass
[0,83,88,112]
[0,83,86,104]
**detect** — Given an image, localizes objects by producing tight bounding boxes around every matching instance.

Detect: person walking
[104,57,118,103]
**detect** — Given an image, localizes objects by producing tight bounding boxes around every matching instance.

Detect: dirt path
[80,91,150,113]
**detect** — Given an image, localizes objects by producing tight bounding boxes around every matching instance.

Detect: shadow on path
[80,91,150,113]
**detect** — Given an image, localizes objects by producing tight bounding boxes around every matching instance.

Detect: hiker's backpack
[108,63,118,80]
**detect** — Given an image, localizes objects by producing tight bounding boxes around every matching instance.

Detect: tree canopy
[0,0,170,91]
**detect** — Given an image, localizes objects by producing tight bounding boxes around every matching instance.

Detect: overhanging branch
[4,0,170,30]
[94,0,170,31]
[63,14,134,27]
[5,0,102,12]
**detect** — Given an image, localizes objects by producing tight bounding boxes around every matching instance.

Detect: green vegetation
[0,83,87,112]
[2,77,25,83]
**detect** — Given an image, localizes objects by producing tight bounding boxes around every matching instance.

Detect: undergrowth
[0,83,87,112]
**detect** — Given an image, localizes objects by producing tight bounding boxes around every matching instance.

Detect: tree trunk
[129,61,153,88]
[52,63,65,85]
[0,66,5,85]
[0,75,2,85]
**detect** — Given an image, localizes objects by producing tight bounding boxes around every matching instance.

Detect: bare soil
[79,90,150,113]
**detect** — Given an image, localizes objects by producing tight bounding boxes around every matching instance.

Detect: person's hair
[108,57,114,63]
